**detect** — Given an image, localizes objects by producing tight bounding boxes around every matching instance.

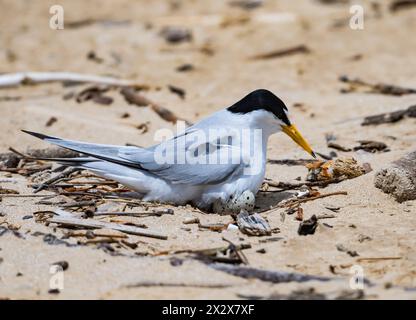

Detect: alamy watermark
[49,5,64,30]
[350,4,364,30]
[349,264,365,290]
[49,264,65,291]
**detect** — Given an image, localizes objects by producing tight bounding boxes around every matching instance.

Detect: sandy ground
[0,0,416,299]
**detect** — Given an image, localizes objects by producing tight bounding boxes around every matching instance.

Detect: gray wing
[119,129,245,185]
[23,128,244,185]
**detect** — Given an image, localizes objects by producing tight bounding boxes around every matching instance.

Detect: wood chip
[249,45,310,60]
[362,105,416,126]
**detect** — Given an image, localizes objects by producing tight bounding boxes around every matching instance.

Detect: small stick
[84,238,120,244]
[0,72,148,89]
[356,257,402,262]
[267,158,315,166]
[65,181,119,186]
[0,194,54,198]
[1,164,52,174]
[63,229,128,238]
[8,147,35,160]
[264,178,346,190]
[34,167,80,193]
[58,191,104,198]
[259,191,347,213]
[60,200,98,208]
[152,243,251,256]
[287,191,348,206]
[48,216,168,240]
[94,209,174,217]
[223,237,249,265]
[30,183,117,189]
[249,45,310,60]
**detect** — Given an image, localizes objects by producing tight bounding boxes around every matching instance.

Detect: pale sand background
[0,0,415,299]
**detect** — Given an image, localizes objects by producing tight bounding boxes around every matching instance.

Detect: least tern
[23,89,315,212]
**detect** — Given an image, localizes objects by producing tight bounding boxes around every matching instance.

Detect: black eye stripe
[227,89,291,125]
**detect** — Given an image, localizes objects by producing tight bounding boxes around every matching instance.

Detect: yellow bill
[282,124,316,158]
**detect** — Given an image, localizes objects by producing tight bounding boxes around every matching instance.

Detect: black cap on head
[227,89,291,125]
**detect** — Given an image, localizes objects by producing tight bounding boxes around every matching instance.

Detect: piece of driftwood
[236,210,271,236]
[361,105,416,126]
[374,150,416,202]
[210,263,334,284]
[48,216,168,240]
[339,75,416,96]
[0,72,146,89]
[353,140,388,153]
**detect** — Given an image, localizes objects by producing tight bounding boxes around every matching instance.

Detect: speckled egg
[212,190,256,214]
